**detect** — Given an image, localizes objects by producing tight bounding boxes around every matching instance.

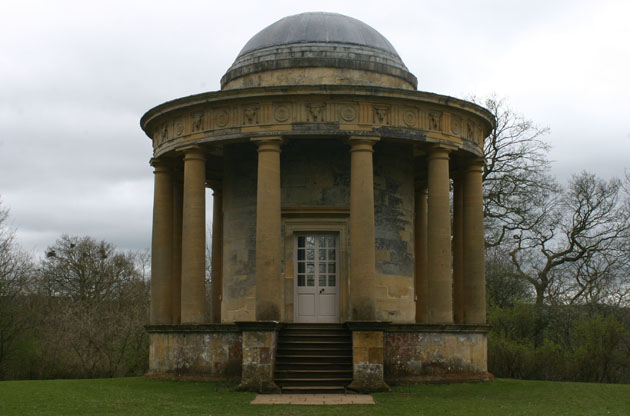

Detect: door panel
[295,233,339,323]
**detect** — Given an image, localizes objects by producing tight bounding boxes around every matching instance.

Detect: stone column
[171,177,183,324]
[452,172,465,324]
[180,147,206,324]
[348,136,379,321]
[463,159,486,324]
[150,160,173,325]
[211,186,223,323]
[427,146,453,324]
[253,137,283,321]
[414,180,429,323]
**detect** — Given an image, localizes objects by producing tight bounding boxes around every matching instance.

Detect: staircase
[274,323,353,394]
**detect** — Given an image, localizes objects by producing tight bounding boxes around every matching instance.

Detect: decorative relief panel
[402,108,418,127]
[174,118,185,137]
[273,103,290,122]
[338,103,357,122]
[451,115,461,135]
[466,119,476,141]
[215,108,230,127]
[373,105,391,125]
[306,102,326,122]
[243,104,259,125]
[428,111,442,131]
[192,112,205,132]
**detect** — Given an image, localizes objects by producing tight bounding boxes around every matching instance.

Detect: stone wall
[373,142,415,322]
[281,139,350,207]
[147,326,242,380]
[222,144,258,322]
[384,326,492,384]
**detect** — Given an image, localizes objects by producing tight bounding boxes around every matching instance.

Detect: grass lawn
[0,377,628,415]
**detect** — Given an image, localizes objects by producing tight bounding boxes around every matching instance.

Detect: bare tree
[36,236,149,378]
[0,199,34,379]
[473,96,560,248]
[505,172,630,308]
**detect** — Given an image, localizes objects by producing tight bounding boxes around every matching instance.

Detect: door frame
[282,212,349,323]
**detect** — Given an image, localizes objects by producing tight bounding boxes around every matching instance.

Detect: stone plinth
[235,322,281,393]
[346,322,391,393]
[384,324,493,384]
[146,324,242,380]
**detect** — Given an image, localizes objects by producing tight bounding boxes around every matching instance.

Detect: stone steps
[274,323,353,394]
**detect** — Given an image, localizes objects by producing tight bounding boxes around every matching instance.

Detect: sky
[1,0,629,256]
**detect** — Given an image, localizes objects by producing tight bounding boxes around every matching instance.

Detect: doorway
[294,233,339,323]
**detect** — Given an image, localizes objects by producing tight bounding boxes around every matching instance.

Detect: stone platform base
[145,323,491,387]
[385,324,491,385]
[146,324,242,381]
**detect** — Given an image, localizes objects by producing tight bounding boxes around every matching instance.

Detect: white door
[295,234,339,323]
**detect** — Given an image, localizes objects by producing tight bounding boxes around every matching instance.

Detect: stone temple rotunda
[141,12,494,392]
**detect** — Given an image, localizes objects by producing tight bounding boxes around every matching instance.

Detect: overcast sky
[1,0,629,256]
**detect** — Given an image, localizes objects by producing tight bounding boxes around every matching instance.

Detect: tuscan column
[349,136,379,321]
[452,172,465,324]
[211,185,223,323]
[171,177,183,324]
[254,137,283,321]
[150,160,173,325]
[414,180,428,323]
[427,146,454,324]
[463,159,486,324]
[180,147,206,324]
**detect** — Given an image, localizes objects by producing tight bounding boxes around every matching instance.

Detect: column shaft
[349,137,379,321]
[427,147,453,323]
[452,174,465,324]
[211,188,223,323]
[180,148,206,324]
[254,138,283,321]
[171,178,183,324]
[150,162,173,324]
[463,160,486,324]
[414,181,428,323]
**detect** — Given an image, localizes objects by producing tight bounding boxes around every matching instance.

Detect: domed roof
[237,12,400,58]
[221,12,417,90]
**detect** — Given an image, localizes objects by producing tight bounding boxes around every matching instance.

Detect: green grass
[0,377,628,415]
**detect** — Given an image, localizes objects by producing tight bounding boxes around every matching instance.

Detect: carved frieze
[175,118,185,137]
[215,108,230,127]
[428,111,442,131]
[273,103,290,122]
[243,104,259,125]
[339,104,357,122]
[306,102,326,122]
[148,94,487,156]
[451,115,461,135]
[192,112,205,132]
[402,108,418,127]
[373,105,391,125]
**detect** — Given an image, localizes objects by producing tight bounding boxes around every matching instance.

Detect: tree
[505,172,630,308]
[35,235,149,378]
[474,96,560,248]
[0,199,35,379]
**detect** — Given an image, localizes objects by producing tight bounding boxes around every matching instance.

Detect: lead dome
[221,12,418,90]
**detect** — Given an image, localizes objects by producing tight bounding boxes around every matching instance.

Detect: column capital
[252,136,283,152]
[464,157,486,172]
[150,157,172,170]
[348,135,380,152]
[179,145,206,161]
[428,144,457,159]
